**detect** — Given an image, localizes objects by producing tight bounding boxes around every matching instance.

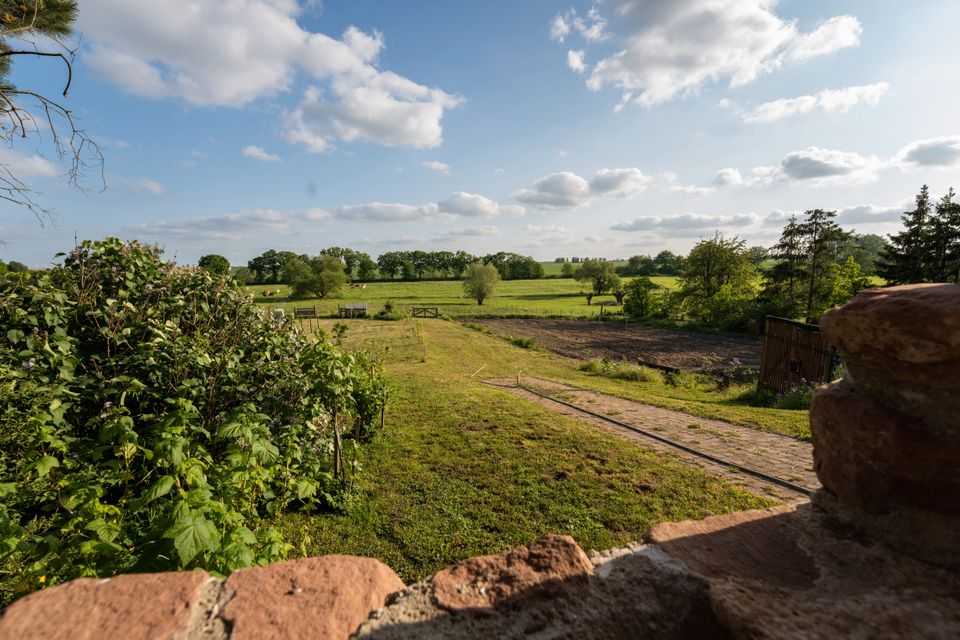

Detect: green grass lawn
[249,275,679,319]
[277,318,789,583]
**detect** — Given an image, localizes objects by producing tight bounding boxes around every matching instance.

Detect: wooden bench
[411,307,440,318]
[338,303,368,318]
[293,306,318,319]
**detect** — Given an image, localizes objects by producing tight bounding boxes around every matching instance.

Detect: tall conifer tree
[878,185,931,284]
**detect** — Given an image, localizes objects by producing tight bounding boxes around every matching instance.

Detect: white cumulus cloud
[567,50,586,74]
[79,1,460,152]
[743,82,889,123]
[512,168,652,210]
[561,0,861,108]
[893,135,960,169]
[242,145,282,162]
[0,149,59,178]
[436,192,523,218]
[421,160,451,175]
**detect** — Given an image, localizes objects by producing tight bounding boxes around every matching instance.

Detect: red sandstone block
[0,570,212,640]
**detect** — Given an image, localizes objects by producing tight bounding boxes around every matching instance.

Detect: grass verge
[278,319,778,583]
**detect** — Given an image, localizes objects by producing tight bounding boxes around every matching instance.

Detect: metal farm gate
[759,316,836,392]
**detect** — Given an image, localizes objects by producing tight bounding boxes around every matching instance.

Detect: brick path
[487,376,817,504]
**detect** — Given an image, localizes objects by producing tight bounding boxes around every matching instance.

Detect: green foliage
[0,239,387,605]
[5,260,29,273]
[578,359,664,384]
[879,186,931,284]
[508,335,537,349]
[286,256,348,299]
[481,252,544,280]
[232,266,253,285]
[574,259,620,296]
[680,235,758,329]
[622,277,663,318]
[197,254,230,276]
[374,301,404,321]
[462,263,501,305]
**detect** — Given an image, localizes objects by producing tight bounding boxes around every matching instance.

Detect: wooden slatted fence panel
[759,316,836,392]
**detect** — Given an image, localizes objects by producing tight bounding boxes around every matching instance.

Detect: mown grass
[248,275,680,319]
[277,318,787,583]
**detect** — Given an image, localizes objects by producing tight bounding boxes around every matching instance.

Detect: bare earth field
[466,319,762,370]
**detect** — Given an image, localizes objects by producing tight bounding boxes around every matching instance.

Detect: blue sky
[4,0,960,267]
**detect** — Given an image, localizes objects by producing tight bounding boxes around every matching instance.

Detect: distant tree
[653,250,685,275]
[925,188,960,282]
[285,255,347,299]
[799,209,850,322]
[198,254,230,276]
[575,259,620,298]
[763,215,806,318]
[820,256,870,317]
[248,250,283,283]
[626,255,656,276]
[356,254,377,281]
[0,260,6,277]
[680,234,758,326]
[232,266,253,284]
[450,251,477,278]
[401,260,416,280]
[376,252,402,279]
[462,262,500,305]
[878,185,931,284]
[842,233,887,276]
[680,234,754,300]
[6,260,29,273]
[560,262,576,278]
[746,246,769,268]
[622,277,662,317]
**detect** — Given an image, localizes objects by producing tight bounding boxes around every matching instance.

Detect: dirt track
[467,319,762,370]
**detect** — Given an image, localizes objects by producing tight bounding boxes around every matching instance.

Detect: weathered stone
[819,283,960,435]
[0,570,216,640]
[431,534,592,611]
[221,555,403,640]
[648,503,960,639]
[811,383,960,516]
[646,504,818,589]
[355,538,725,639]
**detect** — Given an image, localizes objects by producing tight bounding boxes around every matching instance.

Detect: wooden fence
[759,316,836,392]
[411,307,440,318]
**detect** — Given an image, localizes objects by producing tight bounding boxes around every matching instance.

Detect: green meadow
[249,274,679,318]
[278,318,781,582]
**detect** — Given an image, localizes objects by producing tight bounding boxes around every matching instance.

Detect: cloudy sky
[4,0,960,266]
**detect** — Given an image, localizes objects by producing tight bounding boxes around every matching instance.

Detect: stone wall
[1,284,958,639]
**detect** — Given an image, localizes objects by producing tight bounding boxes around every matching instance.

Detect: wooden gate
[759,316,836,392]
[412,307,440,318]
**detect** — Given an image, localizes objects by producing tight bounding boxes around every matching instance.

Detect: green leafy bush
[0,239,386,605]
[507,335,538,349]
[578,359,664,384]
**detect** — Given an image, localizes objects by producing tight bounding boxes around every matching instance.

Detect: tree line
[618,185,958,329]
[212,248,545,286]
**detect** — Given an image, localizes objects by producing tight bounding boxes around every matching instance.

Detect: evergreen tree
[878,185,931,284]
[799,209,849,323]
[764,215,806,317]
[924,188,960,282]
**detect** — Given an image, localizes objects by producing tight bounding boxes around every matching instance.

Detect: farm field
[279,318,781,583]
[537,260,629,276]
[465,318,762,370]
[248,275,680,319]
